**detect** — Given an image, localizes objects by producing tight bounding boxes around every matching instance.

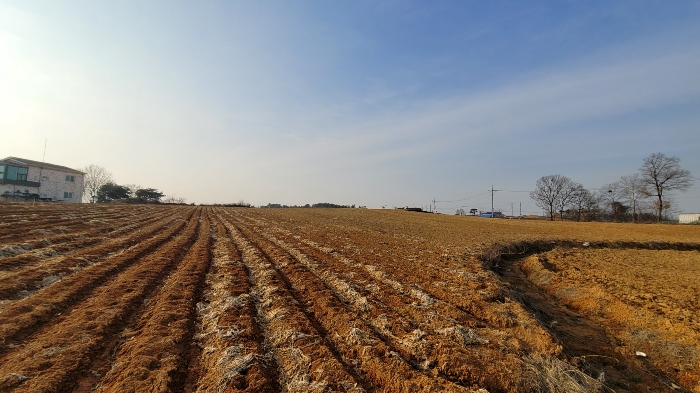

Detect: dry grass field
[0,204,698,392]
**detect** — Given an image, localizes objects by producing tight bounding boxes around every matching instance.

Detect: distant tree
[135,188,164,203]
[163,195,187,204]
[124,184,142,197]
[639,153,693,222]
[81,165,113,203]
[530,175,577,221]
[226,200,252,207]
[611,201,629,220]
[653,199,673,221]
[618,174,647,222]
[97,182,131,203]
[556,181,580,220]
[568,184,596,221]
[312,203,349,208]
[601,181,627,221]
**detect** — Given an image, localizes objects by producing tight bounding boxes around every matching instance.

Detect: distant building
[0,157,84,203]
[679,213,700,224]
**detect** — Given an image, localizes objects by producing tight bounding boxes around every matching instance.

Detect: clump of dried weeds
[521,354,606,393]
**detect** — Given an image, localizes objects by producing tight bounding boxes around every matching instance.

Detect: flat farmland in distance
[0,204,698,393]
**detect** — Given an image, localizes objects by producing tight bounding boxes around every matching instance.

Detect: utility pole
[520,202,522,216]
[489,185,501,217]
[511,203,514,217]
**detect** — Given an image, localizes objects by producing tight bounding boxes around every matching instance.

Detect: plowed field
[0,204,698,393]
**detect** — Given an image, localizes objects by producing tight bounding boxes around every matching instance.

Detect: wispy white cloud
[280,44,700,171]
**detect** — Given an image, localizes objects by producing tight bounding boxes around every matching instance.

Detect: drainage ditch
[483,241,699,393]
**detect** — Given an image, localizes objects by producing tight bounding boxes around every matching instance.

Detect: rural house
[0,157,84,203]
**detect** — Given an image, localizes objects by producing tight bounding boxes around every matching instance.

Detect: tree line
[530,153,693,222]
[81,165,187,204]
[263,203,366,208]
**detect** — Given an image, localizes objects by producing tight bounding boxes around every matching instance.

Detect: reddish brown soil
[0,204,697,392]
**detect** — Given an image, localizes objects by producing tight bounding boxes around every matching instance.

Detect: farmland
[0,204,698,392]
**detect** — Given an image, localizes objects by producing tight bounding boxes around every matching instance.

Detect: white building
[679,213,700,224]
[0,157,84,203]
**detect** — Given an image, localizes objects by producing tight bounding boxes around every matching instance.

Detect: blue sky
[1,1,699,213]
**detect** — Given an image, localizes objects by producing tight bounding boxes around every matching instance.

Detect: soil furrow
[0,207,155,241]
[222,214,365,393]
[245,213,558,359]
[233,215,531,392]
[0,207,180,269]
[226,213,475,393]
[92,209,212,392]
[0,209,187,301]
[0,208,202,393]
[0,208,197,353]
[1,205,697,392]
[186,212,280,393]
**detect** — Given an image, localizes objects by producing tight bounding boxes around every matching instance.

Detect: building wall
[679,213,700,224]
[30,166,84,203]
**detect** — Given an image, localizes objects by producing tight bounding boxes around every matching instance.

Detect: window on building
[65,175,75,182]
[64,192,73,199]
[5,166,28,181]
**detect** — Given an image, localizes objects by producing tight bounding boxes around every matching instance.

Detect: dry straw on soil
[1,204,698,392]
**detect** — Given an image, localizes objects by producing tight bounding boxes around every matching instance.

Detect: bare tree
[81,165,113,203]
[619,174,647,222]
[163,195,187,204]
[568,184,596,221]
[600,181,627,221]
[639,153,693,222]
[530,175,577,221]
[556,181,579,220]
[124,184,142,197]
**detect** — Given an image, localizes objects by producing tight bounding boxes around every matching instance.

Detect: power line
[433,187,543,216]
[435,191,491,203]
